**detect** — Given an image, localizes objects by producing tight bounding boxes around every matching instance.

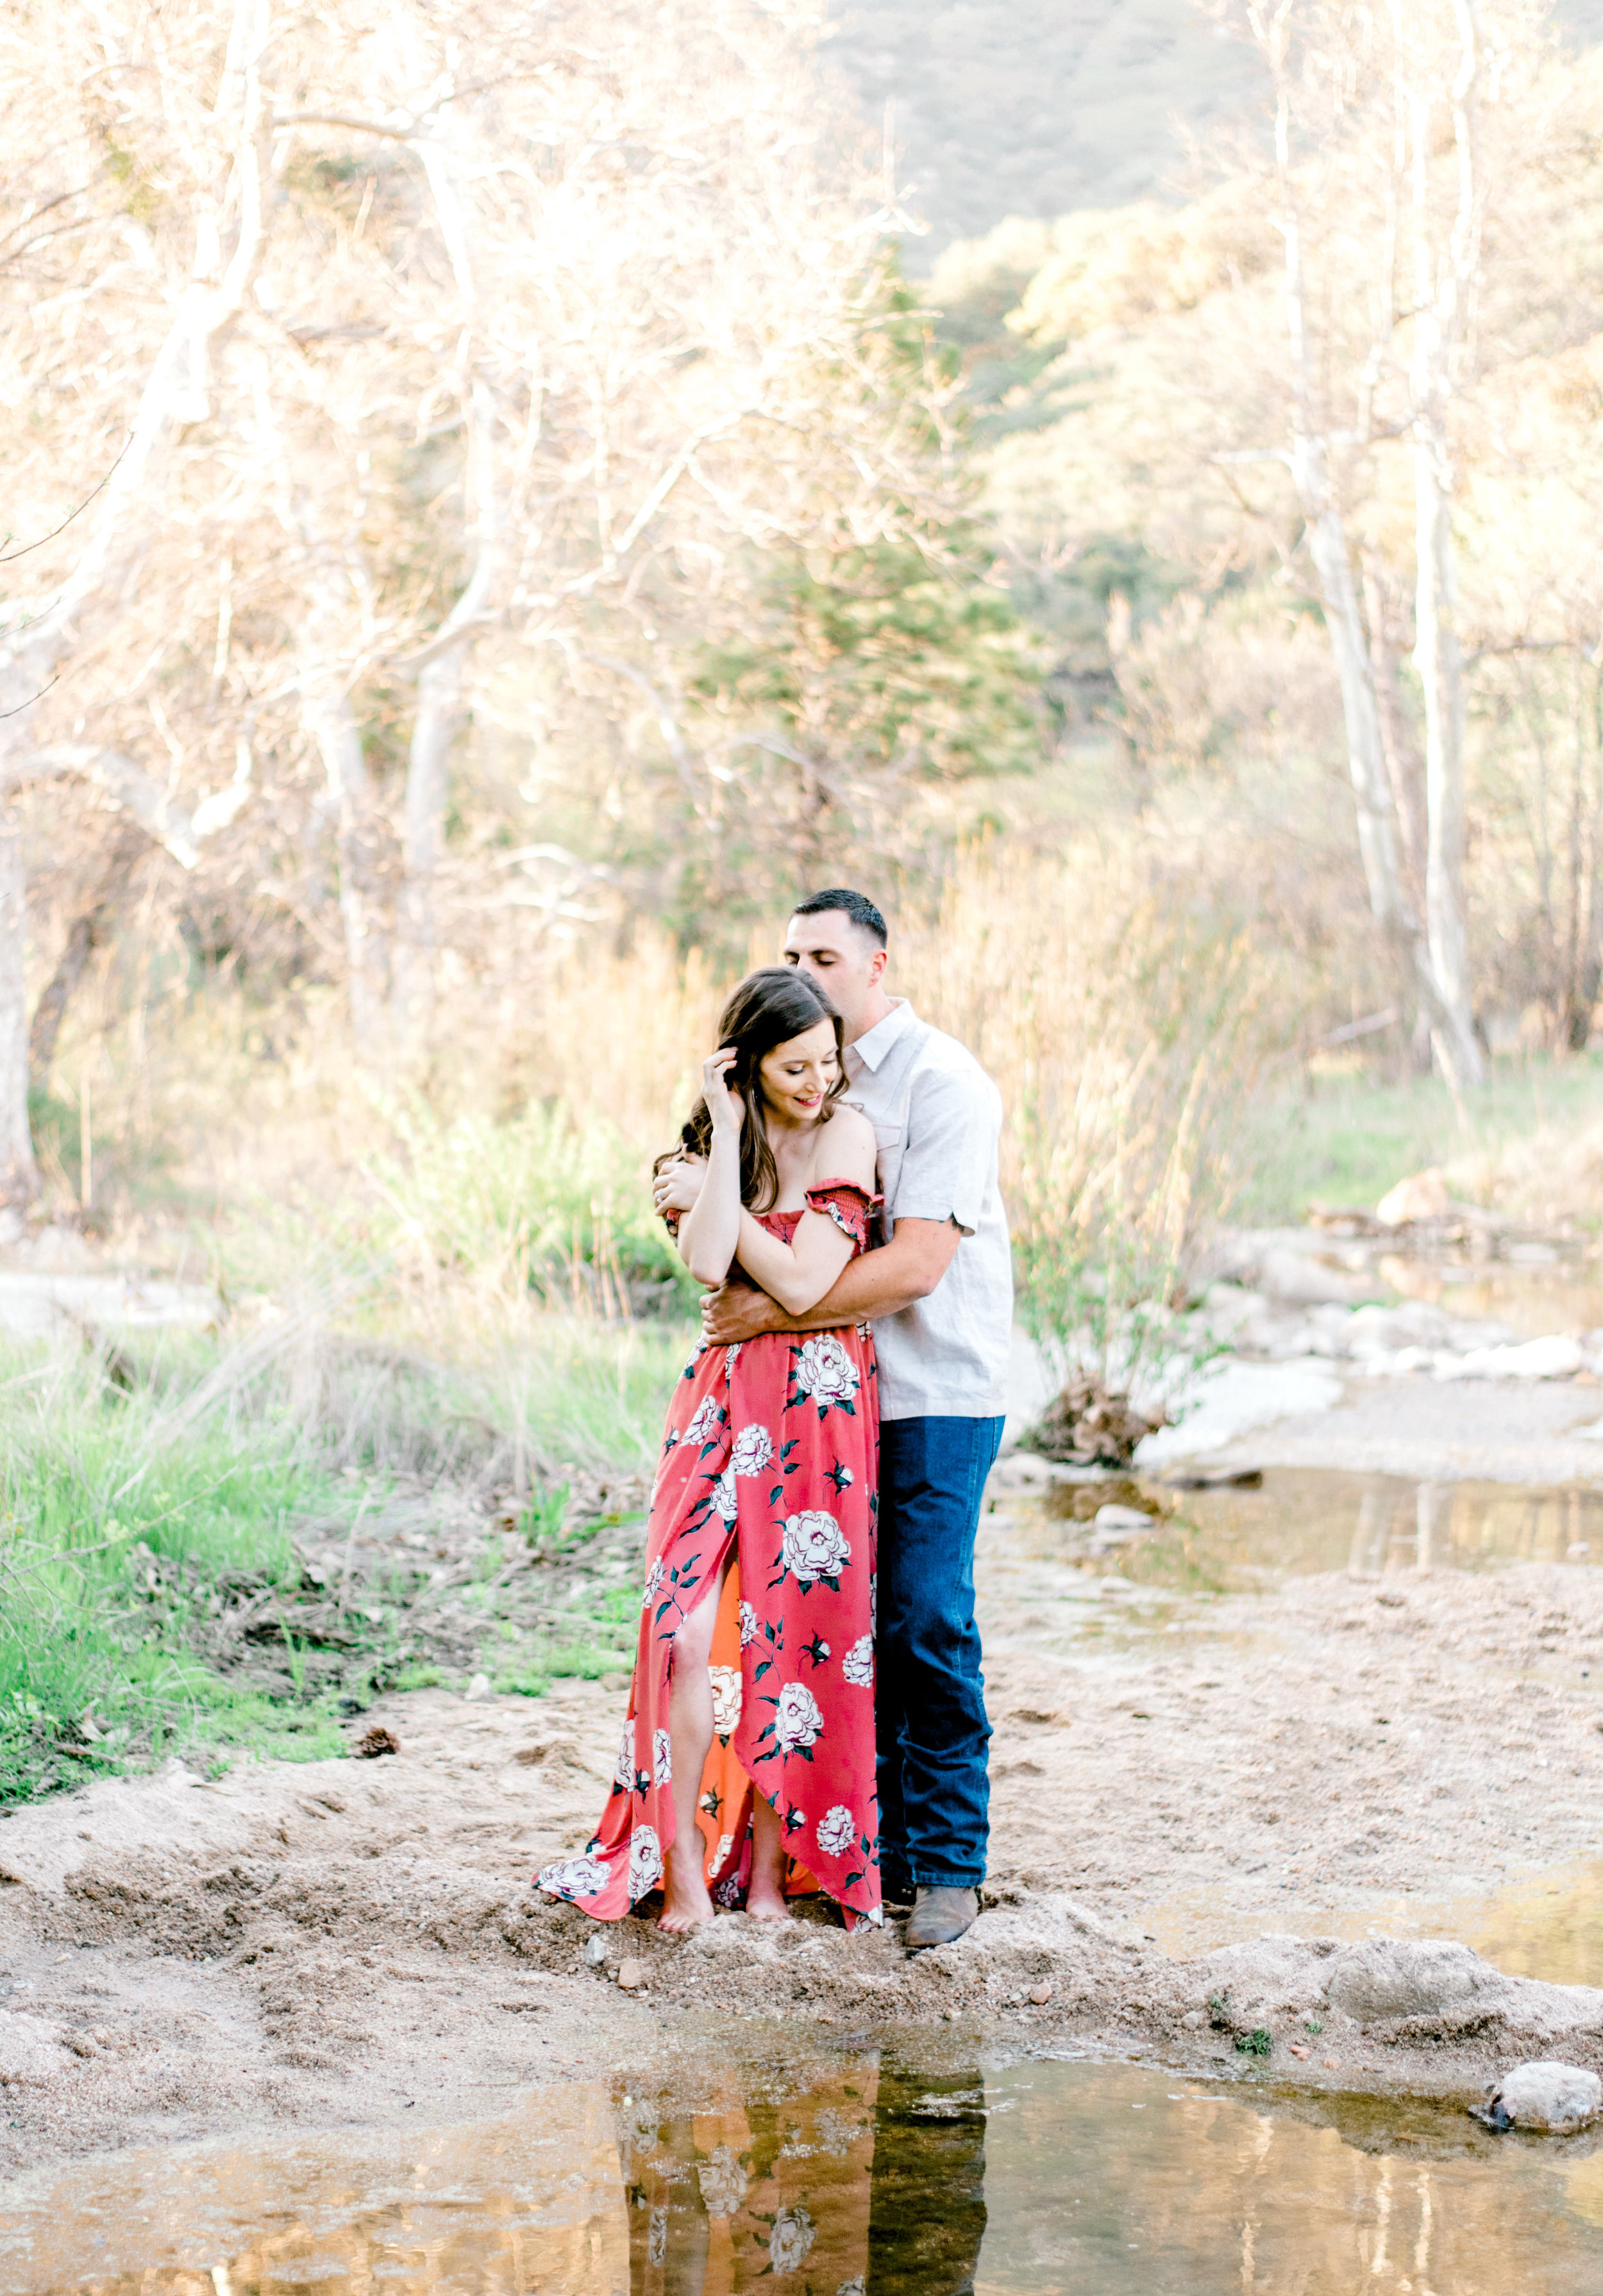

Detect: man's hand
[652,1154,705,1219]
[700,1282,785,1344]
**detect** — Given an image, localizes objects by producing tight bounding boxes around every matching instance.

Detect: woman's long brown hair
[656,967,847,1213]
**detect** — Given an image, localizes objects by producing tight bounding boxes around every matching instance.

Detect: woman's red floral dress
[538,1181,881,1928]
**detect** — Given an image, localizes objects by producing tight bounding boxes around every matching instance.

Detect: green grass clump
[1237,1054,1603,1223]
[0,1356,360,1803]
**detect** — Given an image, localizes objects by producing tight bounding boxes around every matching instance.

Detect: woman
[538,968,882,1931]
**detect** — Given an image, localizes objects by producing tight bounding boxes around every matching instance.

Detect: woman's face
[755,1018,839,1125]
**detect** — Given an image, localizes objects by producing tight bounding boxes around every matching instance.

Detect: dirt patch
[4,1462,1603,2182]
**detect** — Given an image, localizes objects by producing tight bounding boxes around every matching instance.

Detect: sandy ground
[6,1378,1603,2184]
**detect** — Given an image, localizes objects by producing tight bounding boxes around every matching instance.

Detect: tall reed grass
[887,847,1273,1384]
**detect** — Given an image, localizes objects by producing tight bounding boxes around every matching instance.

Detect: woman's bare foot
[744,1875,791,1923]
[659,1839,716,1932]
[746,1796,791,1921]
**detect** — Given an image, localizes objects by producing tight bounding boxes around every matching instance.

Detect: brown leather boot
[905,1885,978,1949]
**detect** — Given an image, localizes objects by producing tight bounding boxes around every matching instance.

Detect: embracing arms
[701,1214,961,1342]
[666,1064,879,1315]
[728,1110,877,1313]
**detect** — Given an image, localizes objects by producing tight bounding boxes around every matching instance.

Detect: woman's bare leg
[745,1791,791,1923]
[659,1585,720,1932]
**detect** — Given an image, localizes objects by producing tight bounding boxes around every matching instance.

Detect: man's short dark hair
[791,888,887,947]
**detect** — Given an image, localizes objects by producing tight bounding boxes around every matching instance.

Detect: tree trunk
[301,678,389,1054]
[392,379,497,1056]
[1291,443,1484,1090]
[0,811,37,1207]
[393,643,464,1054]
[0,0,270,1200]
[1413,407,1483,1083]
[1361,550,1425,887]
[28,823,145,1086]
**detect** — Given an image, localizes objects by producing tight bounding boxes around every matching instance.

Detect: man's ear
[869,947,889,986]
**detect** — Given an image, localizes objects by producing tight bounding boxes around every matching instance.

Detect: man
[700,888,1012,1947]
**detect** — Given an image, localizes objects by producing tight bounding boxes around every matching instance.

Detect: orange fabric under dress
[537,1181,882,1928]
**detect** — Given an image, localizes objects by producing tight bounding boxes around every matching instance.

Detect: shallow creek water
[1020,1467,1603,1596]
[3,2044,1600,2295]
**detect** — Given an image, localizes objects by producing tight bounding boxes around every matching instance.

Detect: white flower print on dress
[709,1664,743,1735]
[723,1343,742,1383]
[628,1824,664,1900]
[537,1852,612,1900]
[684,1395,722,1446]
[712,1830,735,1873]
[730,1423,775,1478]
[790,1333,860,1411]
[712,1467,738,1524]
[614,1722,636,1788]
[739,1600,760,1647]
[869,1571,877,1634]
[641,1558,667,1612]
[780,1509,850,1587]
[769,2206,815,2274]
[774,1680,824,1755]
[816,1805,856,1859]
[653,1727,672,1785]
[842,1634,874,1688]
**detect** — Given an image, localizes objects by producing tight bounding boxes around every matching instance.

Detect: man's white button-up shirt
[841,997,1012,1421]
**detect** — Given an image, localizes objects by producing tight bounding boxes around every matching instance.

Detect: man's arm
[700,1217,961,1344]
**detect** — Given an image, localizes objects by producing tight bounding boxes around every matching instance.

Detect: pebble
[617,1958,646,1991]
[464,1673,492,1704]
[1027,1981,1053,2005]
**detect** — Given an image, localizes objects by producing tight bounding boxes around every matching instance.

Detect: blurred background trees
[6,0,1603,1236]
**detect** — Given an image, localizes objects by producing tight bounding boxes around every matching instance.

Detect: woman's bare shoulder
[817,1101,877,1183]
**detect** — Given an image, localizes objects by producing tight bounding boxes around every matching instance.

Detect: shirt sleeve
[890,1065,998,1237]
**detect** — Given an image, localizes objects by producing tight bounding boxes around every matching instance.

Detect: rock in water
[1375,1167,1452,1225]
[1026,1376,1162,1468]
[1475,2062,1602,2134]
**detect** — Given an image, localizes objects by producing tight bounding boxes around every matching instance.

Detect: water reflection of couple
[621,2055,989,2296]
[539,888,1012,1946]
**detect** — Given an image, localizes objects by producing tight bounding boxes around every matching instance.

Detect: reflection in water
[618,2052,987,2295]
[8,2049,1603,2293]
[866,2058,986,2295]
[1027,1468,1603,1597]
[619,2059,882,2295]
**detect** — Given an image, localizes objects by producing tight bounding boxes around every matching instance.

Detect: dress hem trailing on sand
[537,1181,882,1929]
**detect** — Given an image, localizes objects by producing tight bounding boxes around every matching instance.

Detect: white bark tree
[1220,0,1550,1088]
[0,0,967,1195]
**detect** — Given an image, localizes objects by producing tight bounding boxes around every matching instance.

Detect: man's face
[782,909,885,1036]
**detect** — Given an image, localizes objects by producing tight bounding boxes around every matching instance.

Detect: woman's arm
[730,1110,878,1315]
[674,1052,744,1287]
[733,1204,854,1315]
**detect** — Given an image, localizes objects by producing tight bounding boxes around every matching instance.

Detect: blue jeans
[876,1414,1005,1891]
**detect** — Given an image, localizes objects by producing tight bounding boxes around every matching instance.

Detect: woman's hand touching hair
[701,1045,743,1138]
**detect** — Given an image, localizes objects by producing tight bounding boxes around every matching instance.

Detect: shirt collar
[846,997,917,1074]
